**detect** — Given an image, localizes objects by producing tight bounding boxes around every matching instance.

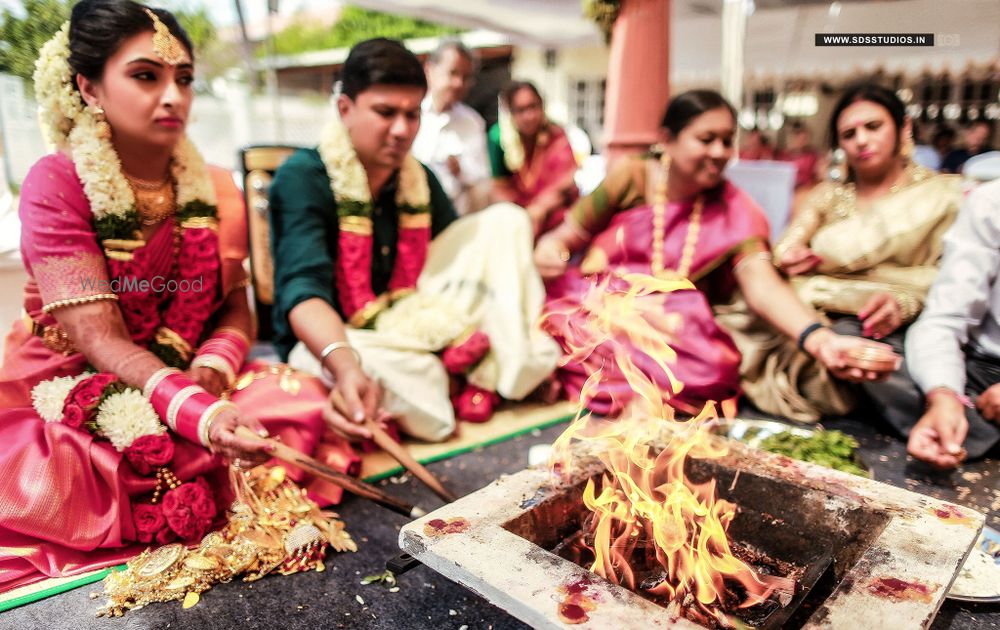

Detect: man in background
[411,39,490,215]
[941,120,993,174]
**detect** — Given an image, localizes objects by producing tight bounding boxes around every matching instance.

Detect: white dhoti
[289,203,561,442]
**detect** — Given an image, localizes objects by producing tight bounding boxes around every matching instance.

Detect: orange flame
[546,272,790,616]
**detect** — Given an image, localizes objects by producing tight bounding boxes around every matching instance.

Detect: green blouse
[269,148,457,359]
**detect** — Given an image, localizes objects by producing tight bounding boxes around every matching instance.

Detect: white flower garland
[33,23,81,149]
[497,107,525,173]
[96,388,166,451]
[375,292,469,351]
[31,373,88,422]
[317,115,429,210]
[31,373,166,451]
[33,21,215,228]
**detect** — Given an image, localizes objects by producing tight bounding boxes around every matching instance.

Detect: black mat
[2,418,997,629]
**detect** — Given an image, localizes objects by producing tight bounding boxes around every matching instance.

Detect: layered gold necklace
[124,171,176,226]
[651,154,703,280]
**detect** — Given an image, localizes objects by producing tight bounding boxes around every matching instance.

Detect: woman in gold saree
[719,84,961,422]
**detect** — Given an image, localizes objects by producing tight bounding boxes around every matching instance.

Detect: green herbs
[757,430,867,476]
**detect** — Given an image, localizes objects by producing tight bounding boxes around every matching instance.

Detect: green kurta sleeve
[269,148,338,360]
[487,123,511,178]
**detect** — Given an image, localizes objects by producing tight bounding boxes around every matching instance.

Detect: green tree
[0,0,72,81]
[270,5,462,57]
[0,0,217,82]
[160,1,217,55]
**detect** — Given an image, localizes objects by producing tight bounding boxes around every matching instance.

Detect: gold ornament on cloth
[143,8,191,66]
[96,465,356,617]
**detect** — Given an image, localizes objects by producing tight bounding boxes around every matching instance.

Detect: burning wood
[544,273,797,625]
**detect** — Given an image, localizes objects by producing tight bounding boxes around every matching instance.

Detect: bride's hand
[188,366,228,397]
[207,405,273,465]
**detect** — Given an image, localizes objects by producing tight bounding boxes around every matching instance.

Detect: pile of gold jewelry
[96,465,356,617]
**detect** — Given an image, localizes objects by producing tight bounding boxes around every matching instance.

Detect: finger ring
[233,457,243,469]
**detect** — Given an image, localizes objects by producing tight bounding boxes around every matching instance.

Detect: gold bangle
[166,385,201,432]
[143,367,181,399]
[191,354,237,387]
[42,293,118,314]
[198,400,236,448]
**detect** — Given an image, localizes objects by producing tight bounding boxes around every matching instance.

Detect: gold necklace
[125,173,176,225]
[125,172,171,190]
[651,156,703,279]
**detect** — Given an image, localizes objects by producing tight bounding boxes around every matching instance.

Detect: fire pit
[399,432,984,628]
[402,274,985,628]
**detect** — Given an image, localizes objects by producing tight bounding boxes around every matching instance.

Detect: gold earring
[659,149,671,171]
[900,131,914,161]
[92,105,111,141]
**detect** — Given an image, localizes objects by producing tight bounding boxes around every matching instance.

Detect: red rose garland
[46,372,219,544]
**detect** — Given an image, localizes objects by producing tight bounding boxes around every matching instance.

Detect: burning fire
[545,273,793,622]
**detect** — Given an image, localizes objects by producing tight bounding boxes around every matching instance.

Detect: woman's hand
[805,328,900,382]
[188,366,228,397]
[322,365,383,442]
[858,292,903,339]
[777,244,822,276]
[534,235,570,279]
[207,405,274,466]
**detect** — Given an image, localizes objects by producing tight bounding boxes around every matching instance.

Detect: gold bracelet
[198,400,236,448]
[166,385,202,432]
[733,251,774,275]
[190,354,236,387]
[42,293,118,314]
[143,367,181,399]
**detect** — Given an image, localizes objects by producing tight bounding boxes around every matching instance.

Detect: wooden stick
[363,418,458,503]
[234,427,426,518]
[329,390,458,503]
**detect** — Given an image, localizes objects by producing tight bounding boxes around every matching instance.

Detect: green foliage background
[0,0,216,81]
[268,5,461,57]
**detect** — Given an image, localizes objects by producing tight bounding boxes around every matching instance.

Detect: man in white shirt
[905,179,1000,468]
[411,40,490,216]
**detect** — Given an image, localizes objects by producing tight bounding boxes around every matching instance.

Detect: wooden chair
[239,145,299,341]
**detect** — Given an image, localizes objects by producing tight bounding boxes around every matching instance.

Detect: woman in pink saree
[488,81,579,237]
[535,90,899,415]
[0,0,357,593]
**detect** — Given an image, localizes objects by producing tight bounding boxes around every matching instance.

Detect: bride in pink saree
[0,0,356,593]
[535,90,900,416]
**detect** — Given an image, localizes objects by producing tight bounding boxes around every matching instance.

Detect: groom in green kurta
[270,148,456,360]
[269,38,456,442]
[269,38,560,443]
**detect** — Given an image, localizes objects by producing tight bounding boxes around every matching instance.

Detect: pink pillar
[602,0,671,167]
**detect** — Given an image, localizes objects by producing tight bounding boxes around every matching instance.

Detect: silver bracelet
[319,341,361,368]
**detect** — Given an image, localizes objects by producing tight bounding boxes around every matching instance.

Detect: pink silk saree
[0,153,358,593]
[510,125,579,235]
[543,180,770,415]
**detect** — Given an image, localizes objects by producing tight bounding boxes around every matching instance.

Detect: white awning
[672,0,1000,83]
[341,0,999,80]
